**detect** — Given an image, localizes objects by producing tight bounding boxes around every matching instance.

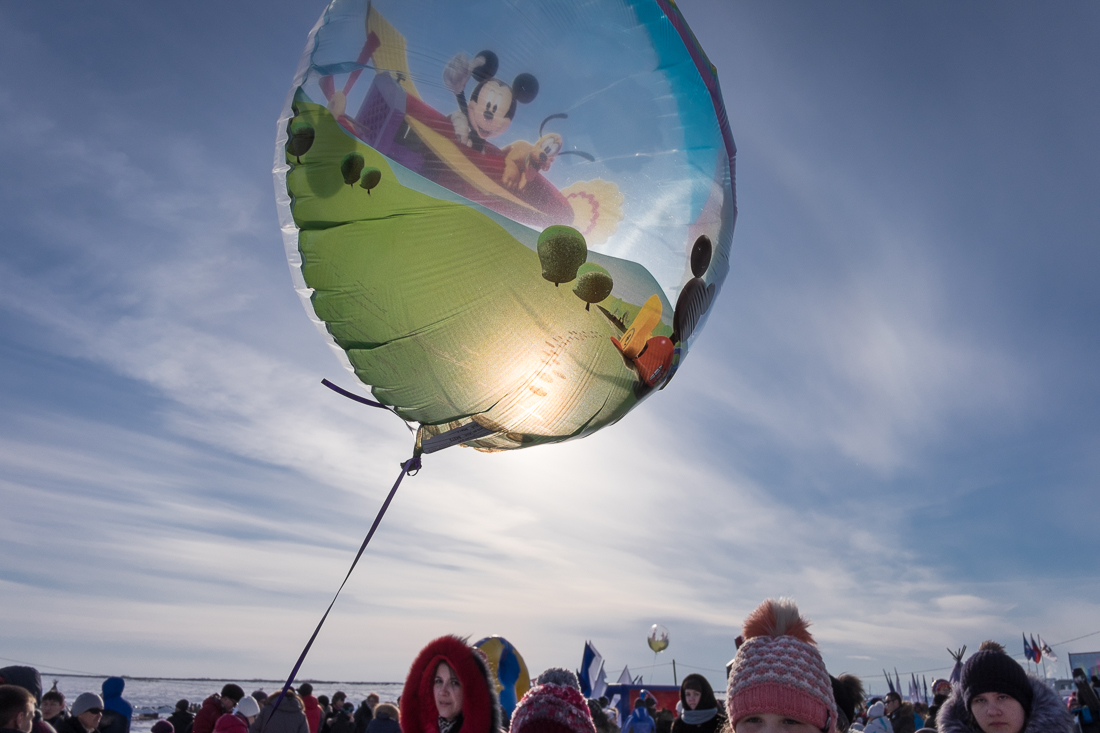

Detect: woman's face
[971,693,1026,733]
[434,661,464,721]
[735,713,819,733]
[685,690,702,710]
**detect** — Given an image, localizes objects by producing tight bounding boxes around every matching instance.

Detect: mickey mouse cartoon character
[443,49,538,152]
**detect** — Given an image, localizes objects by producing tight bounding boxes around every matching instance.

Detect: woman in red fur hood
[400,636,502,733]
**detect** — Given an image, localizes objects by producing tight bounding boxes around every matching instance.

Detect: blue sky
[2,0,1099,696]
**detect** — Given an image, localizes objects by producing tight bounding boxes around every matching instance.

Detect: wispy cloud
[2,0,1098,691]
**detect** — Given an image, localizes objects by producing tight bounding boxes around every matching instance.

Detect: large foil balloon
[474,636,531,722]
[275,0,736,452]
[647,624,669,653]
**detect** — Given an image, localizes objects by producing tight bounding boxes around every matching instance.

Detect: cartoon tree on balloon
[536,225,615,311]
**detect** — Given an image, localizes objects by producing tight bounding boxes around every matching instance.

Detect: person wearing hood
[936,641,1074,733]
[0,666,56,733]
[298,685,322,733]
[670,675,724,733]
[99,679,131,733]
[249,689,308,733]
[862,702,892,733]
[195,687,245,733]
[365,704,400,733]
[214,697,260,733]
[621,699,655,733]
[1,685,38,733]
[399,635,502,733]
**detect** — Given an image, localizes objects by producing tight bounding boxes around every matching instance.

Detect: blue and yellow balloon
[474,636,531,722]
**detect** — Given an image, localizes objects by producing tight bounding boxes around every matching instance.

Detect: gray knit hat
[71,693,105,717]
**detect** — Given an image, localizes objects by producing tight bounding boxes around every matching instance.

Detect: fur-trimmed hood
[400,636,503,733]
[937,676,1074,733]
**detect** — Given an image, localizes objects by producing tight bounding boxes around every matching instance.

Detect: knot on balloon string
[321,378,416,433]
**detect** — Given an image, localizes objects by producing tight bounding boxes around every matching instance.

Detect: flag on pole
[884,670,896,695]
[1023,634,1034,663]
[1040,637,1058,662]
[618,665,633,685]
[592,660,608,698]
[578,641,607,698]
[1030,635,1042,663]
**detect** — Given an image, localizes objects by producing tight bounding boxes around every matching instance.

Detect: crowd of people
[4,599,1100,733]
[0,674,397,733]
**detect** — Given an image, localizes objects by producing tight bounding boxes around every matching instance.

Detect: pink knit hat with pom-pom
[726,598,837,733]
[511,683,596,733]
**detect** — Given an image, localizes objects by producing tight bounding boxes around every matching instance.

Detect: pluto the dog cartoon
[443,49,538,152]
[501,113,595,191]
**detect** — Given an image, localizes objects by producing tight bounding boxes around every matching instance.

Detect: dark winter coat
[888,703,916,733]
[324,708,355,733]
[195,698,229,733]
[59,716,94,733]
[1074,677,1100,733]
[927,695,949,731]
[400,635,502,733]
[249,696,309,733]
[365,705,400,733]
[98,710,129,733]
[671,675,726,733]
[169,711,195,733]
[353,704,372,733]
[46,713,70,731]
[936,676,1074,733]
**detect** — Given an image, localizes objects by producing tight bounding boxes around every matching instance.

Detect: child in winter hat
[726,598,838,733]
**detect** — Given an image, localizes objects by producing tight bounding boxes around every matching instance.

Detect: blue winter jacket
[102,677,134,722]
[623,709,656,733]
